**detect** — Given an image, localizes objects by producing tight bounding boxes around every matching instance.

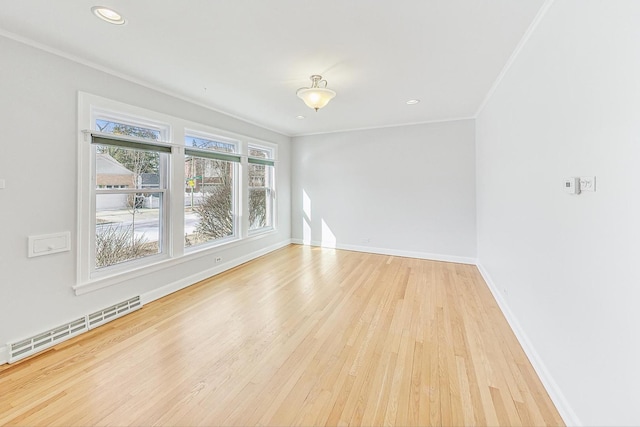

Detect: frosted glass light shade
[296,87,336,111]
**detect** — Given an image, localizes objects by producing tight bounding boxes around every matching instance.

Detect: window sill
[184,233,240,255]
[248,226,275,238]
[74,229,277,296]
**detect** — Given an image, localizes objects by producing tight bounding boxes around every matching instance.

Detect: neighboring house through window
[92,119,169,271]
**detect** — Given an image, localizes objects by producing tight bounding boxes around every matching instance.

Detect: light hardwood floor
[0,245,564,426]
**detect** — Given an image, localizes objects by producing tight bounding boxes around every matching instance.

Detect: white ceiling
[0,1,545,136]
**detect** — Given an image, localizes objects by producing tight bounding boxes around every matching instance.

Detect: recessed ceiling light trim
[91,6,126,25]
[406,99,420,105]
[296,115,305,119]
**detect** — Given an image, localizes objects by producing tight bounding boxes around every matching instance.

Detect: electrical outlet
[361,238,370,244]
[579,176,596,192]
[215,257,222,263]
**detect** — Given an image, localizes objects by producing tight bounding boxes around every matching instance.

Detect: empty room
[0,1,639,426]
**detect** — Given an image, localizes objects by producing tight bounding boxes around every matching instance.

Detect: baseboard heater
[7,296,141,364]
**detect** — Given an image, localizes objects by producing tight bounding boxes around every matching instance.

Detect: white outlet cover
[579,176,596,192]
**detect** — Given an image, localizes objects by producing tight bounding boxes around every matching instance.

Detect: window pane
[249,146,271,159]
[249,161,273,231]
[93,119,166,271]
[185,156,234,247]
[249,188,268,229]
[248,144,274,231]
[95,146,160,190]
[96,119,161,140]
[96,192,162,268]
[185,136,235,153]
[249,163,265,187]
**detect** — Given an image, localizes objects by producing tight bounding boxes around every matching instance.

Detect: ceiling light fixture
[296,75,336,112]
[91,6,126,25]
[406,99,420,105]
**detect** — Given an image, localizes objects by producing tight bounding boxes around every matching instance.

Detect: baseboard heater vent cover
[8,317,88,363]
[6,296,142,364]
[88,296,141,330]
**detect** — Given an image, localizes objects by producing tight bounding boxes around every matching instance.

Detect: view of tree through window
[248,146,274,230]
[94,120,165,269]
[184,136,236,247]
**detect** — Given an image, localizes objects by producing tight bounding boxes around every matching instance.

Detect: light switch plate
[0,179,5,189]
[564,177,580,194]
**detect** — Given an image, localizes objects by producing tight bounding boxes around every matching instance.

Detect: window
[77,93,279,292]
[92,120,170,271]
[184,135,239,248]
[248,145,275,231]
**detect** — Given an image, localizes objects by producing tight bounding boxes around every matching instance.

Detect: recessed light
[91,6,126,25]
[296,115,305,120]
[406,99,420,105]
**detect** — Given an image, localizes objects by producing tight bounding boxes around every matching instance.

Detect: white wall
[476,1,640,425]
[292,121,476,262]
[0,36,291,352]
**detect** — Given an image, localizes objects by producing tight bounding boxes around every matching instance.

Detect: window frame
[247,143,277,235]
[76,92,279,294]
[91,131,171,275]
[183,131,241,251]
[78,97,174,284]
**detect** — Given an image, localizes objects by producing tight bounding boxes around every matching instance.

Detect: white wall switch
[579,176,596,192]
[0,179,5,189]
[564,177,580,194]
[28,232,71,257]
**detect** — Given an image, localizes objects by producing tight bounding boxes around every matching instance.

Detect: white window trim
[76,92,279,295]
[247,143,277,234]
[90,134,171,279]
[183,131,241,251]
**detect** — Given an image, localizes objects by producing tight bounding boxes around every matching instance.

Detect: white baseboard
[0,345,8,365]
[291,239,477,265]
[476,263,581,427]
[142,239,292,305]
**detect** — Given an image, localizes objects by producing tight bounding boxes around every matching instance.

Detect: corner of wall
[476,262,582,427]
[292,239,477,266]
[473,0,556,119]
[0,345,8,365]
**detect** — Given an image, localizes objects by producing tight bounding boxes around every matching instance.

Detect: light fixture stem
[309,75,327,88]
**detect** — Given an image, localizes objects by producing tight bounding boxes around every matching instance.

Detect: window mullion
[240,141,249,239]
[171,135,186,259]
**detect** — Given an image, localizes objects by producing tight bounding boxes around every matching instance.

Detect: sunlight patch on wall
[303,189,311,244]
[321,219,336,248]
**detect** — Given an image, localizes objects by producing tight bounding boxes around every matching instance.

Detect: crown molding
[474,0,556,118]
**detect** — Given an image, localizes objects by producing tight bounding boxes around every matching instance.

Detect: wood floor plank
[0,245,564,426]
